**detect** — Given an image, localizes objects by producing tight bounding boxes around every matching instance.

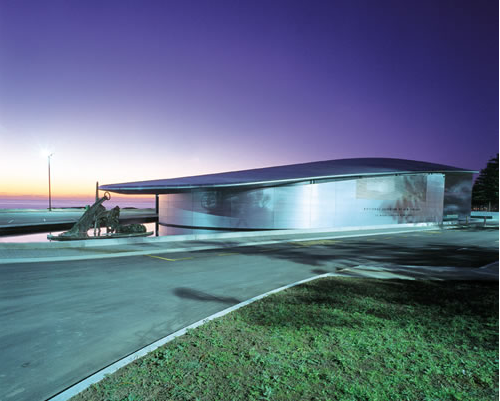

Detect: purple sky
[0,0,498,197]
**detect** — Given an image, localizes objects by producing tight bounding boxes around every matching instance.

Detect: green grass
[71,278,499,401]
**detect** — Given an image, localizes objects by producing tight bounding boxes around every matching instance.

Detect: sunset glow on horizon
[1,0,498,200]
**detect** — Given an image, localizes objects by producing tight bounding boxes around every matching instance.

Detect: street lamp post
[47,153,53,211]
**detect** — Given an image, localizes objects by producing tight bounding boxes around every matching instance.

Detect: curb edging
[47,273,332,401]
[2,227,443,265]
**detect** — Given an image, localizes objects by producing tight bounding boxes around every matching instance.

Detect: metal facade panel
[334,175,444,227]
[158,173,450,232]
[333,180,360,227]
[309,182,336,228]
[191,191,236,228]
[426,174,445,223]
[273,186,311,229]
[159,193,194,226]
[443,173,473,219]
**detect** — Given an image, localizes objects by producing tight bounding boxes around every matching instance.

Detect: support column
[155,194,159,236]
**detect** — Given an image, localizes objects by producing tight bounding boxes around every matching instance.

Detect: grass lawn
[71,278,498,401]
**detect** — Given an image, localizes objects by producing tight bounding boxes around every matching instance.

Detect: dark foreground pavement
[0,226,497,401]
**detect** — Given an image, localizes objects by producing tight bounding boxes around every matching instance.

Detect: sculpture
[48,192,153,241]
[116,223,147,234]
[94,205,121,236]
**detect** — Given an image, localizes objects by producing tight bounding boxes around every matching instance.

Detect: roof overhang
[100,170,477,195]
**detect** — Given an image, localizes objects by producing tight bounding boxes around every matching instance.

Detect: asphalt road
[0,227,497,401]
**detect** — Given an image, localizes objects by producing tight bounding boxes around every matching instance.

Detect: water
[0,222,157,243]
[0,197,155,210]
[0,196,157,242]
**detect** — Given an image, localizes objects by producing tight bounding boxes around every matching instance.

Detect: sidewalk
[0,224,453,264]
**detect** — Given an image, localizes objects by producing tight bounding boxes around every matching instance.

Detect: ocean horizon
[0,197,155,210]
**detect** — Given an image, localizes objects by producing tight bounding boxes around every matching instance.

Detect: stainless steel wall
[158,174,447,233]
[443,173,473,220]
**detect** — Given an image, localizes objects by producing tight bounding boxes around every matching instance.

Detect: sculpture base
[47,231,154,241]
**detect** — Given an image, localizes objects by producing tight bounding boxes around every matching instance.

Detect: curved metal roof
[100,158,476,194]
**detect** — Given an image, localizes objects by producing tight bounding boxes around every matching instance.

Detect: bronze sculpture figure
[48,192,153,241]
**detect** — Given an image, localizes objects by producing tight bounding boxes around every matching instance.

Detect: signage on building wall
[363,207,422,217]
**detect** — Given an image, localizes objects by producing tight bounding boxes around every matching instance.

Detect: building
[100,158,476,235]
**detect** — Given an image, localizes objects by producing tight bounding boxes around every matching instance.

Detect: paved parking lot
[0,226,497,401]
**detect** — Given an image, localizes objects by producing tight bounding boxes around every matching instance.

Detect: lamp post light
[47,153,53,211]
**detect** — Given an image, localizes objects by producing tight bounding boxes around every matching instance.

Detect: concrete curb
[0,222,443,248]
[47,273,331,401]
[0,226,444,264]
[341,262,499,280]
[43,259,499,401]
[477,261,500,271]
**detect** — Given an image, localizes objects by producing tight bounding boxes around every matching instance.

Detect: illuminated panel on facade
[443,173,473,220]
[158,173,447,234]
